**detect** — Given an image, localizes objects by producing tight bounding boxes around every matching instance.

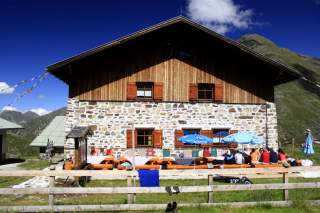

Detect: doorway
[0,134,3,161]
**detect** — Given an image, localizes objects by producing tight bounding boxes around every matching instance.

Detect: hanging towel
[138,170,160,187]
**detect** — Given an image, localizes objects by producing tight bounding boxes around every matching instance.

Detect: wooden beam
[283,172,289,201]
[208,174,213,203]
[0,167,319,177]
[48,176,55,208]
[0,182,319,195]
[127,176,134,204]
[0,200,320,212]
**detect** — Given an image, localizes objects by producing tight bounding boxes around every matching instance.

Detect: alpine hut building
[47,16,300,159]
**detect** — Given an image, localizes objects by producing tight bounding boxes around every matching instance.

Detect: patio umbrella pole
[132,126,136,172]
[194,144,196,170]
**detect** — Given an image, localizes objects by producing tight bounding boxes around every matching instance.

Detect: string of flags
[0,72,49,93]
[1,71,49,108]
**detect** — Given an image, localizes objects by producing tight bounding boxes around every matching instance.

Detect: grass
[1,177,318,206]
[18,159,49,170]
[0,177,28,188]
[0,159,49,189]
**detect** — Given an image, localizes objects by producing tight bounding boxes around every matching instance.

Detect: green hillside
[6,133,37,158]
[240,34,320,145]
[2,107,66,157]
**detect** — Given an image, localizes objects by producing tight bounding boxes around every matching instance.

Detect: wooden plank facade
[50,17,299,104]
[68,43,274,104]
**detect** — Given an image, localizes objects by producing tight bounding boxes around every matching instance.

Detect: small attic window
[198,83,214,100]
[137,82,153,99]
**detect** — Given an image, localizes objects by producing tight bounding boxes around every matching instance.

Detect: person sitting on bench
[250,148,259,164]
[262,148,270,164]
[269,148,278,164]
[234,150,245,164]
[223,150,235,164]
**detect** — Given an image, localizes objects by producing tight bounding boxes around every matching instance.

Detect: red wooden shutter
[175,130,185,148]
[127,129,137,148]
[214,84,223,102]
[153,129,163,148]
[127,82,137,100]
[127,129,132,148]
[229,130,238,134]
[189,84,198,101]
[153,82,163,101]
[200,130,213,138]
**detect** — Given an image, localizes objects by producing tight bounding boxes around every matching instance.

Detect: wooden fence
[0,167,320,212]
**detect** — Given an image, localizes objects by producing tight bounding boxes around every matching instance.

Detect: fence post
[292,138,295,154]
[133,175,137,203]
[48,165,56,210]
[283,172,289,201]
[48,166,55,209]
[127,175,134,204]
[208,174,213,203]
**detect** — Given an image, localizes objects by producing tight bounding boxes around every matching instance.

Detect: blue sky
[0,0,319,115]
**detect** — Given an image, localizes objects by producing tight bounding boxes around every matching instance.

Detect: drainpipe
[132,126,136,172]
[265,103,268,148]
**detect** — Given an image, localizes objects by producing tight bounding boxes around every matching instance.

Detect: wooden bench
[222,164,251,169]
[252,163,283,168]
[167,164,209,169]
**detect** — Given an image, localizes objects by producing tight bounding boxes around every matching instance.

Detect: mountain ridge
[0,110,40,125]
[1,107,66,139]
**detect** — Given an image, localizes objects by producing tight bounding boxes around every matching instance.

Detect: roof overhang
[47,16,301,85]
[67,126,94,139]
[0,118,23,131]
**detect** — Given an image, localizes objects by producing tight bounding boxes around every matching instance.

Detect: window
[137,129,153,146]
[183,128,201,135]
[198,84,214,100]
[137,82,153,99]
[189,83,223,102]
[127,129,162,148]
[212,128,230,142]
[175,129,201,148]
[212,129,230,137]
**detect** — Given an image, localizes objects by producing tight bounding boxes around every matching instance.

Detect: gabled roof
[30,116,65,147]
[0,118,23,130]
[48,16,301,83]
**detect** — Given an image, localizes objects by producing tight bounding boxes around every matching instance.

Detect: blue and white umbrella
[178,134,213,145]
[304,132,315,155]
[222,131,264,145]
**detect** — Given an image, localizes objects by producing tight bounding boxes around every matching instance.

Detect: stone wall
[65,98,278,158]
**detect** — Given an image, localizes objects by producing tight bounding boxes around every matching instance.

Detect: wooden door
[0,135,3,161]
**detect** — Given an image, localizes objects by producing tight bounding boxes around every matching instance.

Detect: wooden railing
[0,167,319,212]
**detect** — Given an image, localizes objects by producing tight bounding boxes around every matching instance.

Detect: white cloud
[30,108,51,116]
[2,105,18,111]
[0,82,15,94]
[186,0,253,34]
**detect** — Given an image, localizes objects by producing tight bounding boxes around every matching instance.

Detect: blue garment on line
[138,170,160,187]
[304,132,315,155]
